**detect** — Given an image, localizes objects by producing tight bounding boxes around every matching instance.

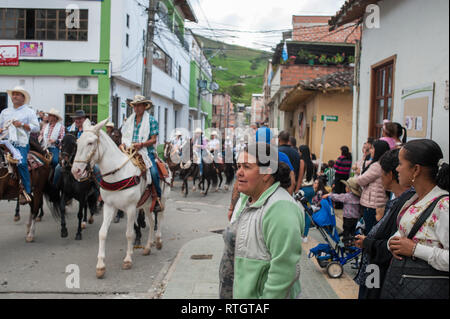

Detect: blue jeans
[48,146,59,168]
[16,145,31,194]
[362,206,377,236]
[149,152,161,198]
[302,186,315,237]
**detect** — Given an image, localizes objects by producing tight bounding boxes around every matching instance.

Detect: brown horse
[0,143,60,242]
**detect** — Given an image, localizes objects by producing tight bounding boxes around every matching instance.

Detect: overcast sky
[186,0,347,51]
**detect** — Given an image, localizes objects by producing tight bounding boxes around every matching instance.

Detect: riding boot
[154,198,162,213]
[18,183,32,205]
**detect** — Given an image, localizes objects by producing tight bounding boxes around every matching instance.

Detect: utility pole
[143,0,158,98]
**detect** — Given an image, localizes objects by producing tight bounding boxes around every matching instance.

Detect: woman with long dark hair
[333,146,353,209]
[357,140,390,235]
[295,145,316,242]
[354,148,415,299]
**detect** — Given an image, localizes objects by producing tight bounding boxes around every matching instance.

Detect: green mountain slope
[196,35,272,106]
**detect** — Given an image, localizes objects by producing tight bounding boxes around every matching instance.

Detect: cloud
[187,0,346,50]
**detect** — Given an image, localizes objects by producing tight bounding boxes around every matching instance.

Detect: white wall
[0,75,98,119]
[356,0,449,161]
[1,0,102,62]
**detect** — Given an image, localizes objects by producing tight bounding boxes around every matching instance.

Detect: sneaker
[302,237,308,243]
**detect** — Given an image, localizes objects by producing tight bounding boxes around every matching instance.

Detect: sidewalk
[161,228,358,299]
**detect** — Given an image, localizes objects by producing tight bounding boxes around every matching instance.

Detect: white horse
[71,119,170,279]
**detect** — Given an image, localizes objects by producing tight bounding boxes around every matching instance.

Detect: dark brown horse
[0,142,60,242]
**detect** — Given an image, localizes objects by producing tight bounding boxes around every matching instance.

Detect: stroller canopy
[312,198,340,244]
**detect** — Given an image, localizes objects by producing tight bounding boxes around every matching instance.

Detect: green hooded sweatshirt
[232,182,305,299]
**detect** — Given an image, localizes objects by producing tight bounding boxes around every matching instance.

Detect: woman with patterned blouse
[388,139,449,274]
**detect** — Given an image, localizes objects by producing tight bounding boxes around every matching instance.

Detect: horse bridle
[73,129,137,180]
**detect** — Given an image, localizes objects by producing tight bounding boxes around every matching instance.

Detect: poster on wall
[0,45,19,66]
[401,83,435,140]
[20,42,44,57]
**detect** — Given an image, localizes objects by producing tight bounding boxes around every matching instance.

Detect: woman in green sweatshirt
[219,142,305,299]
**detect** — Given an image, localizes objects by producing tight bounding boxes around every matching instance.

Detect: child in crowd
[311,176,329,212]
[324,160,336,189]
[323,177,362,246]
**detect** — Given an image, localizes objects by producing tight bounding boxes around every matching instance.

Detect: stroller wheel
[326,262,343,279]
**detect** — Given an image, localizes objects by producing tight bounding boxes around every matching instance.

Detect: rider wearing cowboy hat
[0,86,40,204]
[193,127,207,175]
[67,109,88,139]
[121,95,162,211]
[38,108,65,168]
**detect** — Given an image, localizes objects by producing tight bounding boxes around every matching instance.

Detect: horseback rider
[208,131,222,164]
[121,95,162,212]
[193,127,207,176]
[67,109,87,138]
[0,86,40,204]
[38,108,65,168]
[170,130,184,156]
[106,122,115,136]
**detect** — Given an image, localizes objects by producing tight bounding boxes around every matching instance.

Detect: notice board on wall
[401,83,435,140]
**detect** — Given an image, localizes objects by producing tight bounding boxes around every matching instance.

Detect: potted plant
[307,53,317,66]
[348,55,355,66]
[319,54,328,65]
[297,49,310,63]
[288,55,297,65]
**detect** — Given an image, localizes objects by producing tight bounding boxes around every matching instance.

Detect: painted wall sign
[0,45,19,66]
[20,42,44,57]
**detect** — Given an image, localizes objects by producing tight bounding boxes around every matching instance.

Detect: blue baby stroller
[295,192,361,278]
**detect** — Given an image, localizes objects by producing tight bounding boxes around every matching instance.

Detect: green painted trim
[100,0,111,62]
[0,61,108,76]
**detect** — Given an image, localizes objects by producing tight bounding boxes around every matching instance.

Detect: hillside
[196,35,272,106]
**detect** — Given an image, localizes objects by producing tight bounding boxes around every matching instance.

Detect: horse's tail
[44,180,61,220]
[211,165,218,187]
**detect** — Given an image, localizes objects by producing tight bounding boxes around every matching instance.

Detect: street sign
[321,115,338,122]
[91,69,108,75]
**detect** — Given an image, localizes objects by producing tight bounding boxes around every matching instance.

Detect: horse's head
[60,134,77,169]
[71,118,108,180]
[164,142,172,159]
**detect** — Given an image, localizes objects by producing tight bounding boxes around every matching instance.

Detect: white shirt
[0,104,40,147]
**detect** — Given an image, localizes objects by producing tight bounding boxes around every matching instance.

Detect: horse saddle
[27,151,52,171]
[119,145,147,177]
[156,158,170,181]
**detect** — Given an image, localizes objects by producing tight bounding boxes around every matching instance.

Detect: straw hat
[130,95,153,110]
[175,130,182,136]
[341,177,362,197]
[7,86,31,105]
[211,131,218,136]
[194,128,203,134]
[46,108,62,121]
[106,122,115,128]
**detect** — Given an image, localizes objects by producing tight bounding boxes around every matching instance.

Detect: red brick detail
[292,15,361,43]
[280,65,353,87]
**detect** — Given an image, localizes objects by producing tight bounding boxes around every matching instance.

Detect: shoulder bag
[380,195,449,299]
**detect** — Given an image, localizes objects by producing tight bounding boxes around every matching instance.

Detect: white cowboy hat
[106,122,115,128]
[194,128,203,134]
[7,86,31,105]
[130,95,153,110]
[175,130,182,136]
[211,131,218,136]
[46,108,62,121]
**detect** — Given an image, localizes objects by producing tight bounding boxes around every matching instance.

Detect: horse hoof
[26,236,34,243]
[61,229,68,238]
[14,216,20,222]
[81,222,87,229]
[156,241,163,250]
[142,248,151,256]
[96,268,106,279]
[122,262,132,270]
[75,234,82,241]
[88,217,94,224]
